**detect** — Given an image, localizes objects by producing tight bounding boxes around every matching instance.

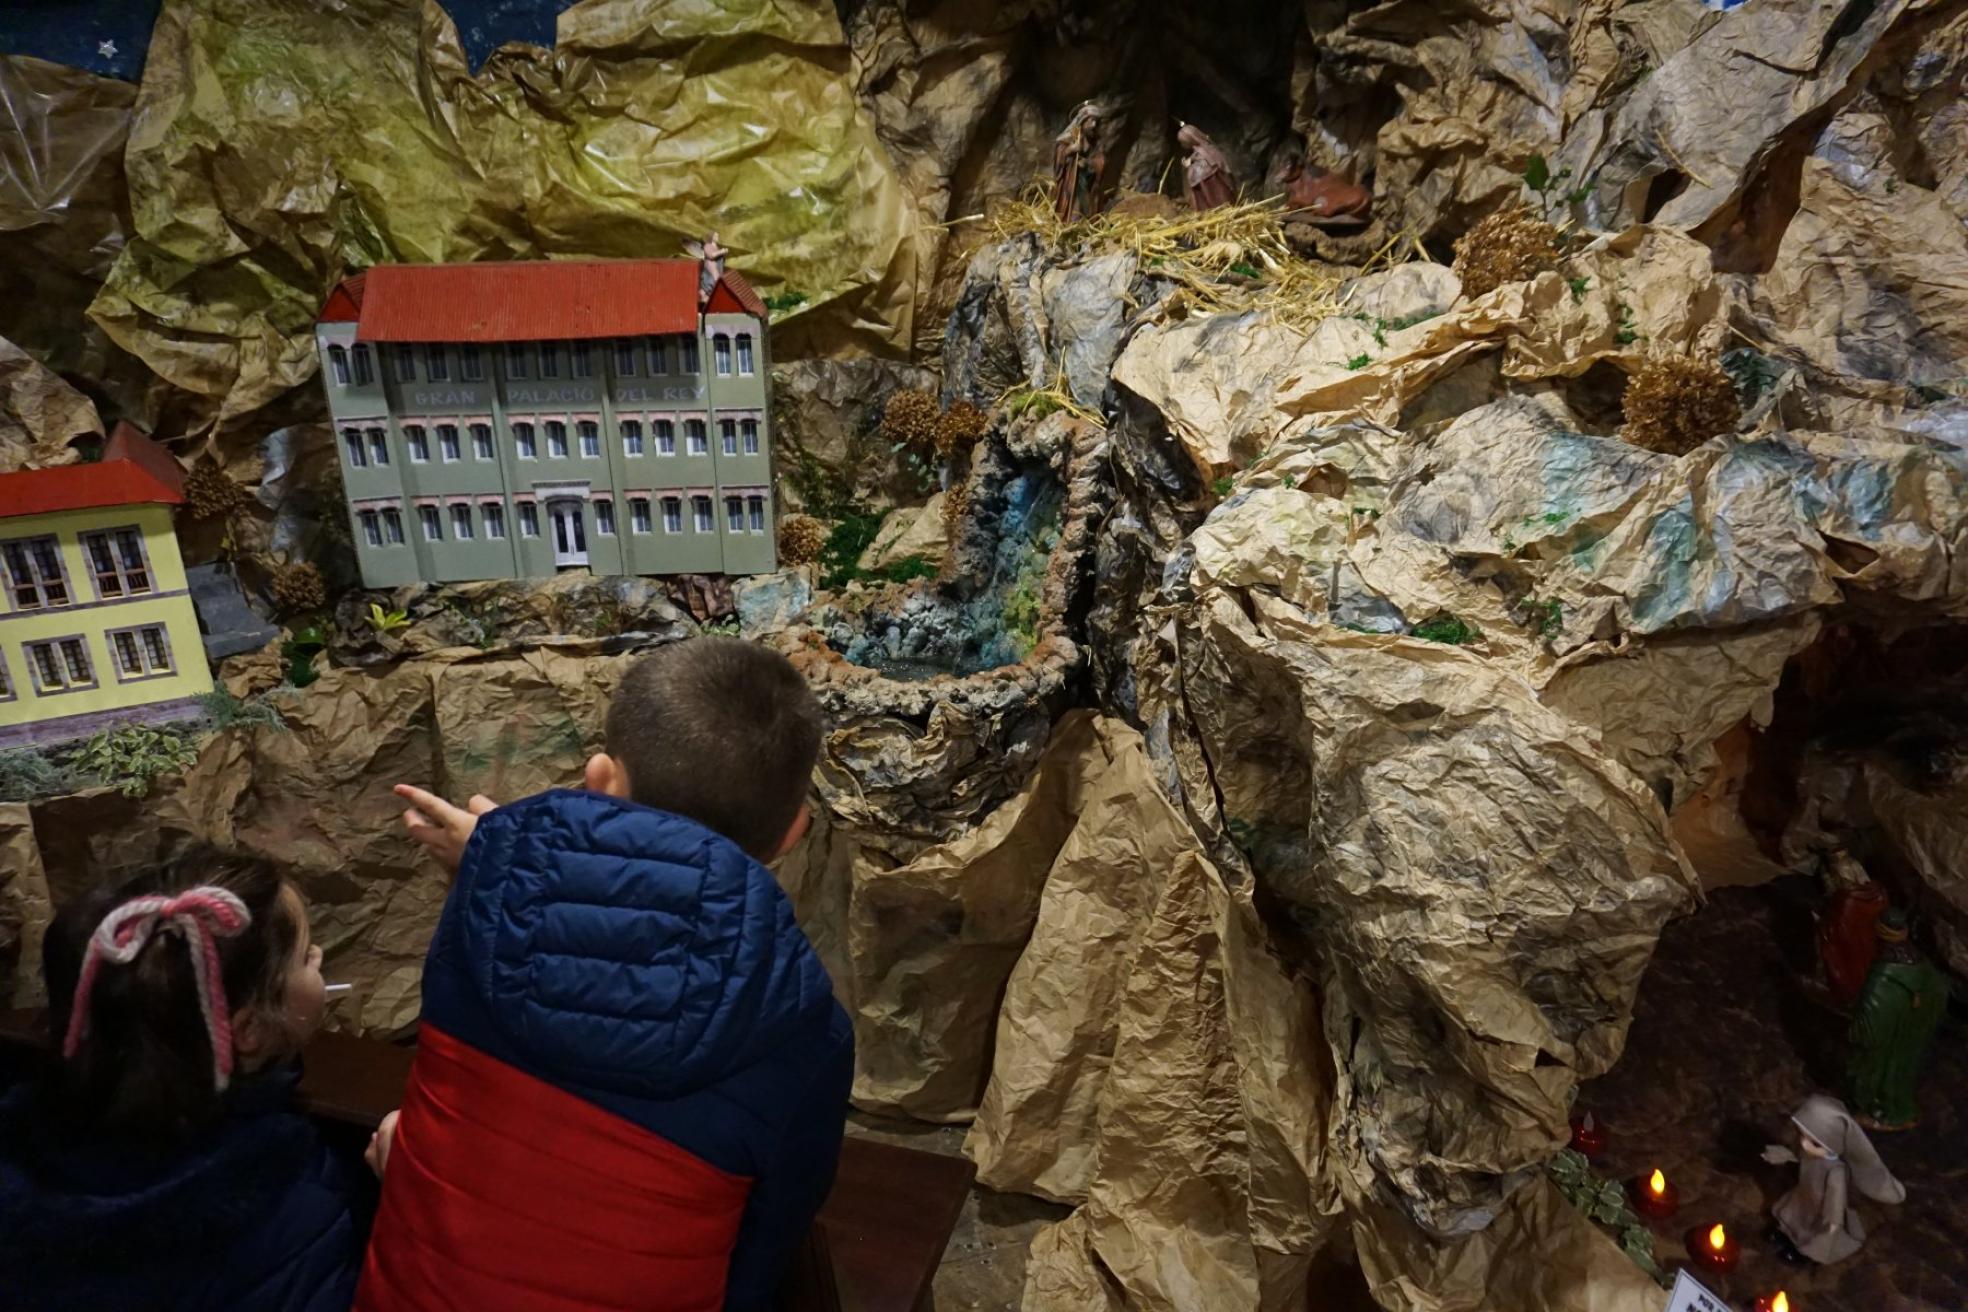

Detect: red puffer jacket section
[358,1024,752,1312]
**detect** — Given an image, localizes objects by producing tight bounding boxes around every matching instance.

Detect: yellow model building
[0,426,212,747]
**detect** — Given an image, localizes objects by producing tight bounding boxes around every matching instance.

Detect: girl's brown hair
[40,847,299,1140]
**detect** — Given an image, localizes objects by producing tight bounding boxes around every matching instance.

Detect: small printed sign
[1666,1269,1730,1312]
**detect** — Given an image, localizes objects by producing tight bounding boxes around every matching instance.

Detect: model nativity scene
[0,2,1963,1311]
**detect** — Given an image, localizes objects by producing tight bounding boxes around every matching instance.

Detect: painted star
[98,40,118,60]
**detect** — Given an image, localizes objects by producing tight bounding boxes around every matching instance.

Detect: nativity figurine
[1053,102,1106,224]
[1849,908,1949,1130]
[1277,154,1373,227]
[1766,1094,1905,1265]
[1177,123,1235,211]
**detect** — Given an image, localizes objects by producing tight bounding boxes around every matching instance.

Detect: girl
[1770,1093,1906,1264]
[0,848,370,1310]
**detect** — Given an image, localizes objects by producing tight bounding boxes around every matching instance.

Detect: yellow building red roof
[0,425,185,521]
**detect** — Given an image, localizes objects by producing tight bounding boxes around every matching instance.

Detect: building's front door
[548,498,588,567]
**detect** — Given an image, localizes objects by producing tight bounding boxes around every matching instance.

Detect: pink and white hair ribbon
[61,887,253,1090]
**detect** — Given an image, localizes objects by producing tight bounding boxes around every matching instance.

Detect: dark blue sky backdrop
[0,0,576,82]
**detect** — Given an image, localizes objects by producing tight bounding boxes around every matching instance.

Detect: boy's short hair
[604,637,822,859]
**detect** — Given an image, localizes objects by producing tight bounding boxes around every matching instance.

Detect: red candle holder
[1568,1111,1608,1159]
[1687,1222,1740,1274]
[1630,1168,1679,1220]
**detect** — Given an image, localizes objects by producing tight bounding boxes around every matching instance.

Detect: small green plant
[1568,276,1590,303]
[1411,614,1480,646]
[1524,597,1563,641]
[1211,475,1235,499]
[1228,261,1260,279]
[763,289,809,317]
[1002,576,1042,653]
[282,624,328,688]
[1001,387,1064,422]
[1345,353,1373,371]
[196,688,287,734]
[817,507,891,591]
[70,725,200,798]
[1614,302,1639,346]
[1523,153,1593,227]
[1721,347,1782,406]
[876,554,938,585]
[367,602,411,634]
[1281,474,1297,490]
[701,617,741,636]
[1546,1149,1667,1285]
[0,748,70,803]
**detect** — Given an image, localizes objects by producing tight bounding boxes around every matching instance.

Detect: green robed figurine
[1847,908,1949,1131]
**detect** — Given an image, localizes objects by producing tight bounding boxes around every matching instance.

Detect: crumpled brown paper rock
[0,804,53,1010]
[87,0,918,449]
[0,333,100,471]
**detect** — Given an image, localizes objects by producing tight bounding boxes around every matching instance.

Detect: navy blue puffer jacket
[356,789,854,1312]
[0,1064,369,1312]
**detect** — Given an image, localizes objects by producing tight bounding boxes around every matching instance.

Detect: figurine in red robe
[1178,124,1236,211]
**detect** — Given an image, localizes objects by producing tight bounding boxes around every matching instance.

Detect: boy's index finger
[394,783,463,823]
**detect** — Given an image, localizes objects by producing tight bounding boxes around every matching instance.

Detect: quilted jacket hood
[443,790,836,1102]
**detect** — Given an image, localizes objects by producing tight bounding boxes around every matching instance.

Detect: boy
[356,637,851,1312]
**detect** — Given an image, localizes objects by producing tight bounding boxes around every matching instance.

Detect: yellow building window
[108,624,174,680]
[0,650,13,701]
[79,527,153,599]
[2,535,72,609]
[26,637,95,694]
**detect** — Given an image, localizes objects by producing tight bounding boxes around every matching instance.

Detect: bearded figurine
[1177,124,1235,211]
[1848,908,1949,1130]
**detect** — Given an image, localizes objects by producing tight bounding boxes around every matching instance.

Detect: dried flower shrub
[1452,207,1562,298]
[1621,355,1742,455]
[270,561,327,615]
[879,389,940,450]
[777,514,828,566]
[941,482,970,534]
[934,401,989,458]
[184,461,249,520]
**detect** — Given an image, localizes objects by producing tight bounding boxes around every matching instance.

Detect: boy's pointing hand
[395,784,498,876]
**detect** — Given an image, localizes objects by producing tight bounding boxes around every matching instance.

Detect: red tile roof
[102,423,185,500]
[0,439,186,521]
[328,259,768,343]
[706,271,768,318]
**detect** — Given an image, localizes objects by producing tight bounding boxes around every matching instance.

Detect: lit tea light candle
[1631,1167,1678,1219]
[1687,1222,1739,1273]
[1754,1293,1790,1312]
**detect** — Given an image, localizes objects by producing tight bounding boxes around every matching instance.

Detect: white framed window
[426,345,449,382]
[692,495,714,533]
[720,419,737,456]
[513,422,536,459]
[359,510,382,547]
[748,495,766,533]
[518,503,539,537]
[742,419,760,455]
[614,338,636,376]
[725,495,744,532]
[737,333,755,375]
[662,497,683,533]
[621,420,644,456]
[394,344,416,382]
[460,345,484,381]
[25,637,95,693]
[368,427,390,466]
[404,425,429,462]
[419,505,442,541]
[0,651,12,702]
[79,528,151,598]
[686,420,707,455]
[539,343,560,378]
[571,341,593,379]
[579,421,600,458]
[328,345,350,385]
[647,336,667,374]
[595,499,616,535]
[438,424,461,461]
[383,508,405,544]
[352,344,375,386]
[342,427,367,468]
[109,624,173,680]
[713,335,732,376]
[631,497,652,534]
[472,423,494,460]
[546,421,568,458]
[506,342,529,379]
[655,419,676,455]
[483,503,506,539]
[681,337,700,374]
[2,536,71,609]
[451,504,474,540]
